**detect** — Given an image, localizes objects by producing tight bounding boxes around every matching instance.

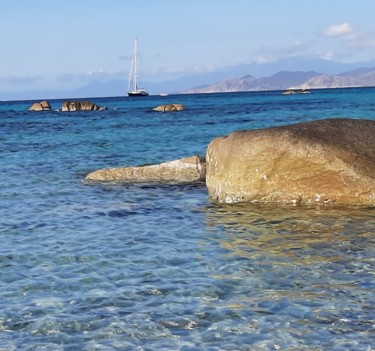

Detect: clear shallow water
[1,89,375,350]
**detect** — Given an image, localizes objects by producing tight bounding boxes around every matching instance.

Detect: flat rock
[206,118,375,205]
[152,104,185,112]
[86,155,206,183]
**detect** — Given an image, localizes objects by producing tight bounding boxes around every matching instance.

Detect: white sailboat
[127,38,149,97]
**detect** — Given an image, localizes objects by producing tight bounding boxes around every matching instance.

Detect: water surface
[1,89,375,350]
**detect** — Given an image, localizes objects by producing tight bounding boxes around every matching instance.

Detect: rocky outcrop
[182,76,258,94]
[152,104,185,112]
[297,68,375,90]
[28,100,51,111]
[181,67,375,94]
[85,156,206,183]
[61,101,107,112]
[206,118,375,205]
[181,71,320,94]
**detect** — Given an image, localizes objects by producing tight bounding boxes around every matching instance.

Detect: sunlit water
[1,89,375,350]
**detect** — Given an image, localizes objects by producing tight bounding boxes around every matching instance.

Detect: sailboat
[127,38,149,97]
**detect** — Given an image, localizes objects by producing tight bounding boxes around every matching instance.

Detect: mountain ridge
[180,67,375,94]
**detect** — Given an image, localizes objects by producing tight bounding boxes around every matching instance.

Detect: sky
[1,0,375,98]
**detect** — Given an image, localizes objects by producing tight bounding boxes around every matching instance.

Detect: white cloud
[322,52,334,61]
[324,23,355,38]
[56,70,122,83]
[255,41,311,63]
[324,24,375,52]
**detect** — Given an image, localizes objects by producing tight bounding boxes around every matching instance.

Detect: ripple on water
[1,92,375,350]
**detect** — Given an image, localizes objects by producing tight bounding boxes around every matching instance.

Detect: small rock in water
[28,100,51,111]
[61,100,107,111]
[152,104,185,112]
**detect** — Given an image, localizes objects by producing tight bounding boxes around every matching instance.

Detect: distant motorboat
[159,93,169,96]
[282,89,311,95]
[127,38,149,97]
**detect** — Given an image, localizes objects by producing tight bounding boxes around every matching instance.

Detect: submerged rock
[152,104,185,112]
[86,155,206,183]
[28,100,51,111]
[61,101,107,112]
[206,118,375,205]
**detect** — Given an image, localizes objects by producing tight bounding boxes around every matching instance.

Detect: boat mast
[127,38,138,93]
[133,38,138,92]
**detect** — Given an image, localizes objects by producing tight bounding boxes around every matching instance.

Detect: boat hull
[128,91,149,97]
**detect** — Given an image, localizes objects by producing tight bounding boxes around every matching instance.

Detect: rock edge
[85,155,206,184]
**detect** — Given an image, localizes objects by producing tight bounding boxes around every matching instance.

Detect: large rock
[152,104,185,112]
[28,100,51,111]
[206,118,375,205]
[86,156,206,183]
[61,101,107,112]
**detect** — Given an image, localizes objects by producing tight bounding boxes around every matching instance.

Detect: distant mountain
[179,67,375,94]
[181,71,320,93]
[296,67,375,90]
[2,58,375,101]
[227,58,375,77]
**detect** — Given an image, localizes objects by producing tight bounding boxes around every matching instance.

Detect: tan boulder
[206,118,375,205]
[152,104,185,112]
[61,100,107,112]
[28,100,51,111]
[86,155,206,183]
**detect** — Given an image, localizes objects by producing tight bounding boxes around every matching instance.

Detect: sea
[1,88,375,351]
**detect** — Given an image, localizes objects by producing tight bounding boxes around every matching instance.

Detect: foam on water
[1,89,375,350]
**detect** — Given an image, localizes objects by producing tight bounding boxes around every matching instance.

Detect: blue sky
[1,0,375,96]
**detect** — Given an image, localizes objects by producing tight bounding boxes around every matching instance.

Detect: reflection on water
[205,202,375,265]
[202,203,375,350]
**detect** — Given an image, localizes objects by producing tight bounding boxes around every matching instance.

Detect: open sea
[1,88,375,351]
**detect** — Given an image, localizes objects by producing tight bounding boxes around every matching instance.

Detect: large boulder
[28,100,51,111]
[152,104,185,112]
[61,101,107,112]
[206,118,375,205]
[85,155,206,183]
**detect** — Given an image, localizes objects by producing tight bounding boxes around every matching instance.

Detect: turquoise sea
[1,88,375,350]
